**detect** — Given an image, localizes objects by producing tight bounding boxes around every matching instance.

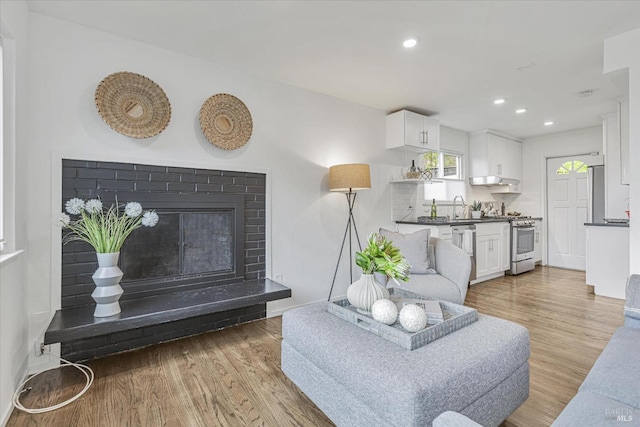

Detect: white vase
[91,252,124,317]
[347,274,390,315]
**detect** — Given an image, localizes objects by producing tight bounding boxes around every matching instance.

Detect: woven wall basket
[95,71,171,138]
[199,94,253,150]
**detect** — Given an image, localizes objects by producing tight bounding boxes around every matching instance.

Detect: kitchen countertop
[584,222,629,228]
[397,217,543,226]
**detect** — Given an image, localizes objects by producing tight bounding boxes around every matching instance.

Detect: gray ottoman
[281,303,529,427]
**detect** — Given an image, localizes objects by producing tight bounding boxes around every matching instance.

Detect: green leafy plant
[59,198,158,253]
[471,200,482,211]
[355,233,410,281]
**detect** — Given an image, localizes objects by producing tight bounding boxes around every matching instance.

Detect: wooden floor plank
[7,266,625,426]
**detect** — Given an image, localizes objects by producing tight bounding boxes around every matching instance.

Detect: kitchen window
[423,151,462,180]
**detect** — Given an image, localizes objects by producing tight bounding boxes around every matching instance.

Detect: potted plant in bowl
[471,200,483,219]
[347,233,410,315]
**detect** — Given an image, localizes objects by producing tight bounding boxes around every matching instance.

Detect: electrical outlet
[34,338,48,357]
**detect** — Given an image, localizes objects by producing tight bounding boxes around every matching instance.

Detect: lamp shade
[329,163,371,192]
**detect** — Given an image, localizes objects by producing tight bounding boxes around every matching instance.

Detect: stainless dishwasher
[451,225,477,281]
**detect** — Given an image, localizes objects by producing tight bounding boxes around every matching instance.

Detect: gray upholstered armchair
[379,228,472,305]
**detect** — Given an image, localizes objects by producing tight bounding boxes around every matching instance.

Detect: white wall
[0,0,30,424]
[605,28,640,274]
[510,126,603,218]
[390,125,512,220]
[508,127,602,265]
[23,12,407,369]
[390,126,474,221]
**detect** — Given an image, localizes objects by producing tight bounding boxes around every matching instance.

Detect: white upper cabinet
[487,133,508,176]
[470,130,522,182]
[503,138,522,181]
[386,110,440,153]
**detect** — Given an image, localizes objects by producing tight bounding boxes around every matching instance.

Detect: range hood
[469,176,520,186]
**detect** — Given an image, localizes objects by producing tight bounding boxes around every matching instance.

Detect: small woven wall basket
[199,93,253,150]
[95,71,172,138]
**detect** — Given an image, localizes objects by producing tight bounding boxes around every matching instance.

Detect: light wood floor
[7,266,625,427]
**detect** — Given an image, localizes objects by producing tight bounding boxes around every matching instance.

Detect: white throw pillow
[379,228,430,274]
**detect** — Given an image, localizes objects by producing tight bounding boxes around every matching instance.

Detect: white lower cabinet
[586,225,628,299]
[476,234,501,277]
[473,222,508,283]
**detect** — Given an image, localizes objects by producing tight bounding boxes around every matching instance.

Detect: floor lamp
[327,163,371,301]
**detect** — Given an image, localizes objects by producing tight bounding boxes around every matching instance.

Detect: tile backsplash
[391,179,541,222]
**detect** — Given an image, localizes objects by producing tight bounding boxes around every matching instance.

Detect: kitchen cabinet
[476,234,502,278]
[504,139,522,181]
[586,224,628,299]
[474,223,504,280]
[469,131,522,182]
[501,223,511,271]
[533,221,542,264]
[386,110,440,153]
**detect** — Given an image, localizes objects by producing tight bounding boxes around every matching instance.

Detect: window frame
[0,33,17,256]
[422,150,464,181]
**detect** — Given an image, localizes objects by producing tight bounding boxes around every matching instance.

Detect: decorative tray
[327,288,478,350]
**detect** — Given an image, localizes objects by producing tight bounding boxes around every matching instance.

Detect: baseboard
[1,356,29,427]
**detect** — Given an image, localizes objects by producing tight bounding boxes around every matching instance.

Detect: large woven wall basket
[95,71,172,138]
[199,94,253,150]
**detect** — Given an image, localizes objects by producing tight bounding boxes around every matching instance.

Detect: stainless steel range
[508,217,536,275]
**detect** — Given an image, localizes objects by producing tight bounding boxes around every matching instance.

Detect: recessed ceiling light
[515,108,527,114]
[403,38,417,48]
[544,121,554,126]
[494,99,505,105]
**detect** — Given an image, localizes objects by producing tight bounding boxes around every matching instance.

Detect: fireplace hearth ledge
[44,279,290,345]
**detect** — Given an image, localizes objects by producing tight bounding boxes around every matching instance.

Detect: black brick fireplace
[48,159,288,361]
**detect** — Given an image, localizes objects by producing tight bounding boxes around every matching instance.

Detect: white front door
[546,155,602,270]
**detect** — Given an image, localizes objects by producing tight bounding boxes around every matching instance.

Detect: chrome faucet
[453,195,465,220]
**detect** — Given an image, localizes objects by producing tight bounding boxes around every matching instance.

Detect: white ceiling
[26,0,640,139]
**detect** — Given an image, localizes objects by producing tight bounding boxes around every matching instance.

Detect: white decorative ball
[399,304,428,332]
[371,299,398,325]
